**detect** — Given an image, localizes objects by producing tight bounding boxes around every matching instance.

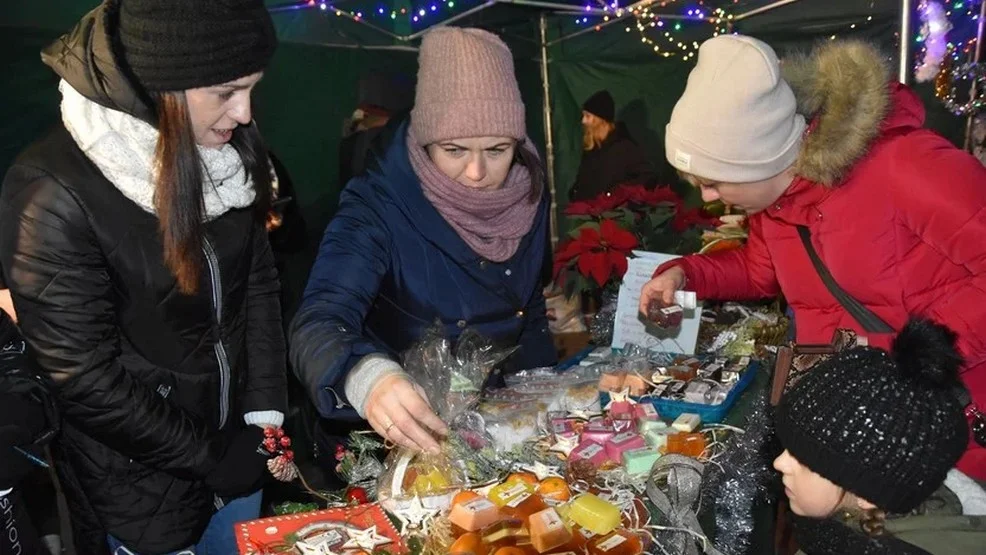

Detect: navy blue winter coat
[290,120,557,418]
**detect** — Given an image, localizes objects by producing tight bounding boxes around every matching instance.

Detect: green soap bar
[642,427,672,449]
[638,419,670,434]
[622,447,661,475]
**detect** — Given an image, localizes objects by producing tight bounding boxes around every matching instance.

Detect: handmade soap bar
[646,300,684,328]
[481,518,531,547]
[489,480,536,507]
[666,432,707,457]
[669,365,697,381]
[569,441,609,467]
[551,419,577,439]
[411,467,450,495]
[582,420,616,445]
[502,492,548,520]
[683,381,712,404]
[605,432,646,462]
[642,427,671,450]
[634,403,660,421]
[568,493,621,536]
[529,508,572,553]
[449,496,503,532]
[672,412,701,432]
[611,414,636,434]
[622,447,660,475]
[598,370,626,392]
[587,529,643,554]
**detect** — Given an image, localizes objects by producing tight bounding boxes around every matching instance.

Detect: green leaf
[648,211,674,229]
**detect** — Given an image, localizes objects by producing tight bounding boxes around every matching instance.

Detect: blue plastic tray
[595,359,759,425]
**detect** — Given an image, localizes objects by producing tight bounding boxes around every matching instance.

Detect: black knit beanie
[582,90,615,122]
[776,318,969,514]
[116,0,277,92]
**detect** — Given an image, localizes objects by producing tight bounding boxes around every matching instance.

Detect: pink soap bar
[634,403,660,421]
[552,419,576,438]
[611,415,636,434]
[605,432,646,462]
[581,420,616,445]
[608,401,634,417]
[570,440,609,466]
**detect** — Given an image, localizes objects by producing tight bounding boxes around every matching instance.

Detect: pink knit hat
[411,27,526,146]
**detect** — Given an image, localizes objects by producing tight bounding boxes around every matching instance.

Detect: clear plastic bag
[377,326,518,512]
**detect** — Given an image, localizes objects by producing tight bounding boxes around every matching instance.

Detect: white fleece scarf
[59,80,255,219]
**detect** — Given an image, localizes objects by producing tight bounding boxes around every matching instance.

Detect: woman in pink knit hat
[291,27,556,453]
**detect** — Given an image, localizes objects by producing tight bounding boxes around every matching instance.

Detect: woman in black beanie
[774,318,986,555]
[0,0,287,553]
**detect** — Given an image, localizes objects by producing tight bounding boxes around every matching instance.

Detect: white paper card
[611,251,702,354]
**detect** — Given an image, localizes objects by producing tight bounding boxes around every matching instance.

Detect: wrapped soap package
[377,327,517,513]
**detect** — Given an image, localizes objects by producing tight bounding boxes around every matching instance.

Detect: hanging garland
[935,45,986,115]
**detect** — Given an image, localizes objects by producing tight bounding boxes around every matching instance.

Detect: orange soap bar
[450,496,504,532]
[666,432,707,457]
[501,492,548,520]
[587,529,643,554]
[528,508,573,553]
[481,518,531,548]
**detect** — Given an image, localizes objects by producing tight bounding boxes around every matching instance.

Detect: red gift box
[236,503,406,554]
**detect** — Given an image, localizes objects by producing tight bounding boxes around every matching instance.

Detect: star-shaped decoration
[518,461,563,481]
[603,387,638,411]
[294,538,340,555]
[341,526,392,551]
[391,495,439,536]
[567,408,603,421]
[548,435,579,457]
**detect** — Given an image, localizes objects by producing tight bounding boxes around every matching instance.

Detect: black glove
[204,426,272,498]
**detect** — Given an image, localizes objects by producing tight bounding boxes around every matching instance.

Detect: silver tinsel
[645,455,725,555]
[589,290,619,345]
[699,393,775,555]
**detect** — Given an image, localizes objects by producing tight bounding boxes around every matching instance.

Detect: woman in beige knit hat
[640,34,986,479]
[291,27,556,453]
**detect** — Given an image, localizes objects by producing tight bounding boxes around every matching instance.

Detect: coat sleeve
[241,221,288,427]
[654,215,781,301]
[0,172,223,479]
[289,186,391,418]
[891,134,986,368]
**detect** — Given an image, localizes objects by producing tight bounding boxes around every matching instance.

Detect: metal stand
[963,0,986,151]
[899,0,913,84]
[539,13,559,246]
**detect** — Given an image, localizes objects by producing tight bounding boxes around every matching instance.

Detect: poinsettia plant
[553,183,720,299]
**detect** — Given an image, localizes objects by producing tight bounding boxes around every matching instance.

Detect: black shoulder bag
[798,225,986,447]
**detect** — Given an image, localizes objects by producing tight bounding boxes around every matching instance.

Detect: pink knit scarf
[407,126,540,262]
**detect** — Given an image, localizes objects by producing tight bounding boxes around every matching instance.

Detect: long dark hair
[151,91,272,295]
[514,140,546,204]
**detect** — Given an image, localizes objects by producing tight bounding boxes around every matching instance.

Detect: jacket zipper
[202,237,231,429]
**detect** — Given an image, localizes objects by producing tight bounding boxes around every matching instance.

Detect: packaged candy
[645,291,697,329]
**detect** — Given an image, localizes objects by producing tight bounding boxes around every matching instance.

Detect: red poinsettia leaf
[599,219,638,251]
[579,250,612,288]
[564,200,596,216]
[609,250,630,279]
[576,224,602,247]
[553,238,582,263]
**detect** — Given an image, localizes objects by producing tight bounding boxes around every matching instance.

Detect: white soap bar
[672,412,702,432]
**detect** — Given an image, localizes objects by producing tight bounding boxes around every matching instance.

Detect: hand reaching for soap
[639,265,686,317]
[365,374,447,454]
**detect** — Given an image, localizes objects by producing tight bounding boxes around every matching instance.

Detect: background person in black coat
[569,90,658,201]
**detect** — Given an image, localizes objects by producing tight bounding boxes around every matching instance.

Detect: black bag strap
[796,226,894,334]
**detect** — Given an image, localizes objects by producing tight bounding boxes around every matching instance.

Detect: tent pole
[732,0,803,22]
[962,0,986,151]
[539,13,559,247]
[406,0,498,40]
[898,0,913,84]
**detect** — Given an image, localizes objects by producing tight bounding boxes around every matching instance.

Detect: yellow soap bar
[411,467,450,495]
[489,479,536,507]
[567,493,621,536]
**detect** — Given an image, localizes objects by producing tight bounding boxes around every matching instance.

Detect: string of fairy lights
[287,0,891,60]
[914,0,986,115]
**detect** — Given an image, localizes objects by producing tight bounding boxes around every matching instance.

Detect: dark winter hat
[776,318,969,514]
[582,90,615,122]
[116,0,277,92]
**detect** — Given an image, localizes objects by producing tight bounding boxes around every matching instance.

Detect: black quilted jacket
[0,4,286,553]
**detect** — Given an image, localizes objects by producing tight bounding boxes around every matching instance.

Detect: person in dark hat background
[0,0,290,552]
[569,89,657,201]
[774,318,986,555]
[338,71,414,186]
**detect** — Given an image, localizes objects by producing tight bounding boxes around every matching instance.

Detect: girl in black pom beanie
[774,318,986,555]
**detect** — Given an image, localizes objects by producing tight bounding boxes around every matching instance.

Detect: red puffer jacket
[658,43,986,478]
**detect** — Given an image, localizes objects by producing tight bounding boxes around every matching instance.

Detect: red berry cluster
[262,426,294,462]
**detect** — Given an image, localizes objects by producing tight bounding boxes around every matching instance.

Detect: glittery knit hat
[410,27,525,146]
[116,0,277,92]
[776,318,969,513]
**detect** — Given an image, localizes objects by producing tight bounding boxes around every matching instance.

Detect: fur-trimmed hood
[782,40,908,186]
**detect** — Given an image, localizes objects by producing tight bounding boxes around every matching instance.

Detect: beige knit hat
[665,35,805,183]
[411,27,526,146]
